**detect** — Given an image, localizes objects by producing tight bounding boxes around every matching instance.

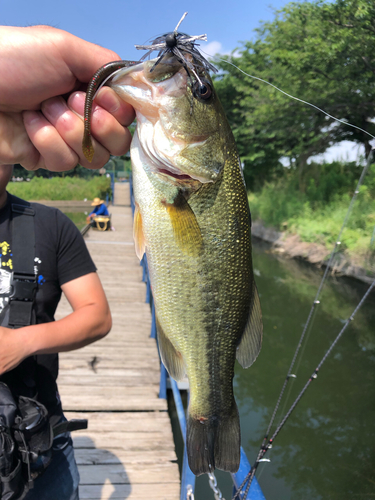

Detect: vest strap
[7,197,37,328]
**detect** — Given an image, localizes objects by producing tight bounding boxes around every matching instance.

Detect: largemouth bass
[83,37,263,476]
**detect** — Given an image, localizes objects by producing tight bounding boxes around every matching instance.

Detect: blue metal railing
[130,177,265,500]
[108,171,115,205]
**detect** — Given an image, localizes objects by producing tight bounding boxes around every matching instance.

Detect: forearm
[0,273,112,375]
[20,301,111,357]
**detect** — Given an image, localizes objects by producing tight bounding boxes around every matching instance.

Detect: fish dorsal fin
[166,193,203,257]
[156,315,186,381]
[236,282,263,369]
[133,203,146,260]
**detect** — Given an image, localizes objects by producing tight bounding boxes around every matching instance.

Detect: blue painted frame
[130,177,266,500]
[108,171,115,205]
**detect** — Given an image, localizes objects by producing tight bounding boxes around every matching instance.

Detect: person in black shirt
[0,164,112,500]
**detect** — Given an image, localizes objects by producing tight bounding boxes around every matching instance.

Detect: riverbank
[252,220,375,285]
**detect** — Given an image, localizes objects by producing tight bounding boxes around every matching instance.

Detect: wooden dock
[55,184,180,500]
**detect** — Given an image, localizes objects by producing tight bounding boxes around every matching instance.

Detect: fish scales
[82,48,262,476]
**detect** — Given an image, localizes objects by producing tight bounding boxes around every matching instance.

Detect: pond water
[171,239,375,500]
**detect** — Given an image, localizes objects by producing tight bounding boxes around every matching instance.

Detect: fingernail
[23,110,43,127]
[97,89,120,114]
[68,92,85,116]
[42,97,68,122]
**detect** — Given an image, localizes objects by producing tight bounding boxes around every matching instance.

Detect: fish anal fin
[236,282,263,369]
[133,203,146,260]
[156,315,185,381]
[165,193,203,257]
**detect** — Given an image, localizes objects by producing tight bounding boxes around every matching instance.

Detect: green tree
[215,0,375,190]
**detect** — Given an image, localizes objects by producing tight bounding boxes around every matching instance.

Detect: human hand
[0,326,31,375]
[0,25,135,171]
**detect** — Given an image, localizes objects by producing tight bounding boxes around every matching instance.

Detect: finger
[68,91,133,159]
[0,111,40,168]
[23,109,80,171]
[41,96,111,169]
[62,31,120,83]
[94,87,135,127]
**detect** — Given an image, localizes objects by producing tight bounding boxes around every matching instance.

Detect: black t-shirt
[0,193,96,414]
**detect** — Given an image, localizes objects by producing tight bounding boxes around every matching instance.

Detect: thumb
[61,30,121,83]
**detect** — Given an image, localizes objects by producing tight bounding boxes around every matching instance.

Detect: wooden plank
[61,399,167,412]
[74,449,177,465]
[78,463,179,485]
[58,376,159,387]
[59,359,160,372]
[73,434,174,452]
[65,411,173,431]
[60,345,157,356]
[79,483,180,500]
[55,203,180,498]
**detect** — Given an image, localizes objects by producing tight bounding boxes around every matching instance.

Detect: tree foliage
[214,0,375,190]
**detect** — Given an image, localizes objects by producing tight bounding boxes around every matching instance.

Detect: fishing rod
[200,54,375,500]
[230,149,374,499]
[232,277,375,499]
[262,147,374,440]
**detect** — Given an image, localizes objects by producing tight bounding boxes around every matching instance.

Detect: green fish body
[85,55,263,475]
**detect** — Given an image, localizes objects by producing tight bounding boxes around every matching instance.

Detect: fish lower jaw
[155,168,203,191]
[156,166,213,187]
[158,168,194,182]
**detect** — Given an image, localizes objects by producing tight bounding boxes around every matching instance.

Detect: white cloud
[309,141,365,164]
[201,40,224,58]
[281,141,365,168]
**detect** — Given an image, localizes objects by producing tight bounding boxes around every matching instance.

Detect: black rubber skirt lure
[82,12,217,163]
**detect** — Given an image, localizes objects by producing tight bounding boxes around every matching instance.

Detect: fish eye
[193,80,213,101]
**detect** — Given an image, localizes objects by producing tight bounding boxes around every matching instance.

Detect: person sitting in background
[86,198,109,223]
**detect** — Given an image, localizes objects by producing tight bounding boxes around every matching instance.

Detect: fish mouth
[158,168,193,181]
[156,166,206,188]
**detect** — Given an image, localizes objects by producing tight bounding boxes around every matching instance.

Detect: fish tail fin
[187,403,240,476]
[214,403,241,473]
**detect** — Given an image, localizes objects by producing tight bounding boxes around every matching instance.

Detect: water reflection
[235,239,375,499]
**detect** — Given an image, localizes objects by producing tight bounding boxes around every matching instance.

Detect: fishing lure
[82,12,217,162]
[135,12,217,86]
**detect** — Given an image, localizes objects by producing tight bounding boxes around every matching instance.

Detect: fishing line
[204,48,375,429]
[256,148,373,455]
[237,152,374,500]
[232,278,375,500]
[202,52,375,143]
[371,226,375,248]
[203,51,375,500]
[276,304,318,424]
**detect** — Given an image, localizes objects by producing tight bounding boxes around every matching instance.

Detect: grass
[7,176,111,201]
[248,162,375,269]
[63,212,89,232]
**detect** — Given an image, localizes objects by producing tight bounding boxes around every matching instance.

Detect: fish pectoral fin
[156,315,185,381]
[133,203,146,260]
[236,282,263,369]
[166,193,203,257]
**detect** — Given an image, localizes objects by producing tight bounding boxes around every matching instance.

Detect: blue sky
[2,0,293,59]
[2,0,363,161]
